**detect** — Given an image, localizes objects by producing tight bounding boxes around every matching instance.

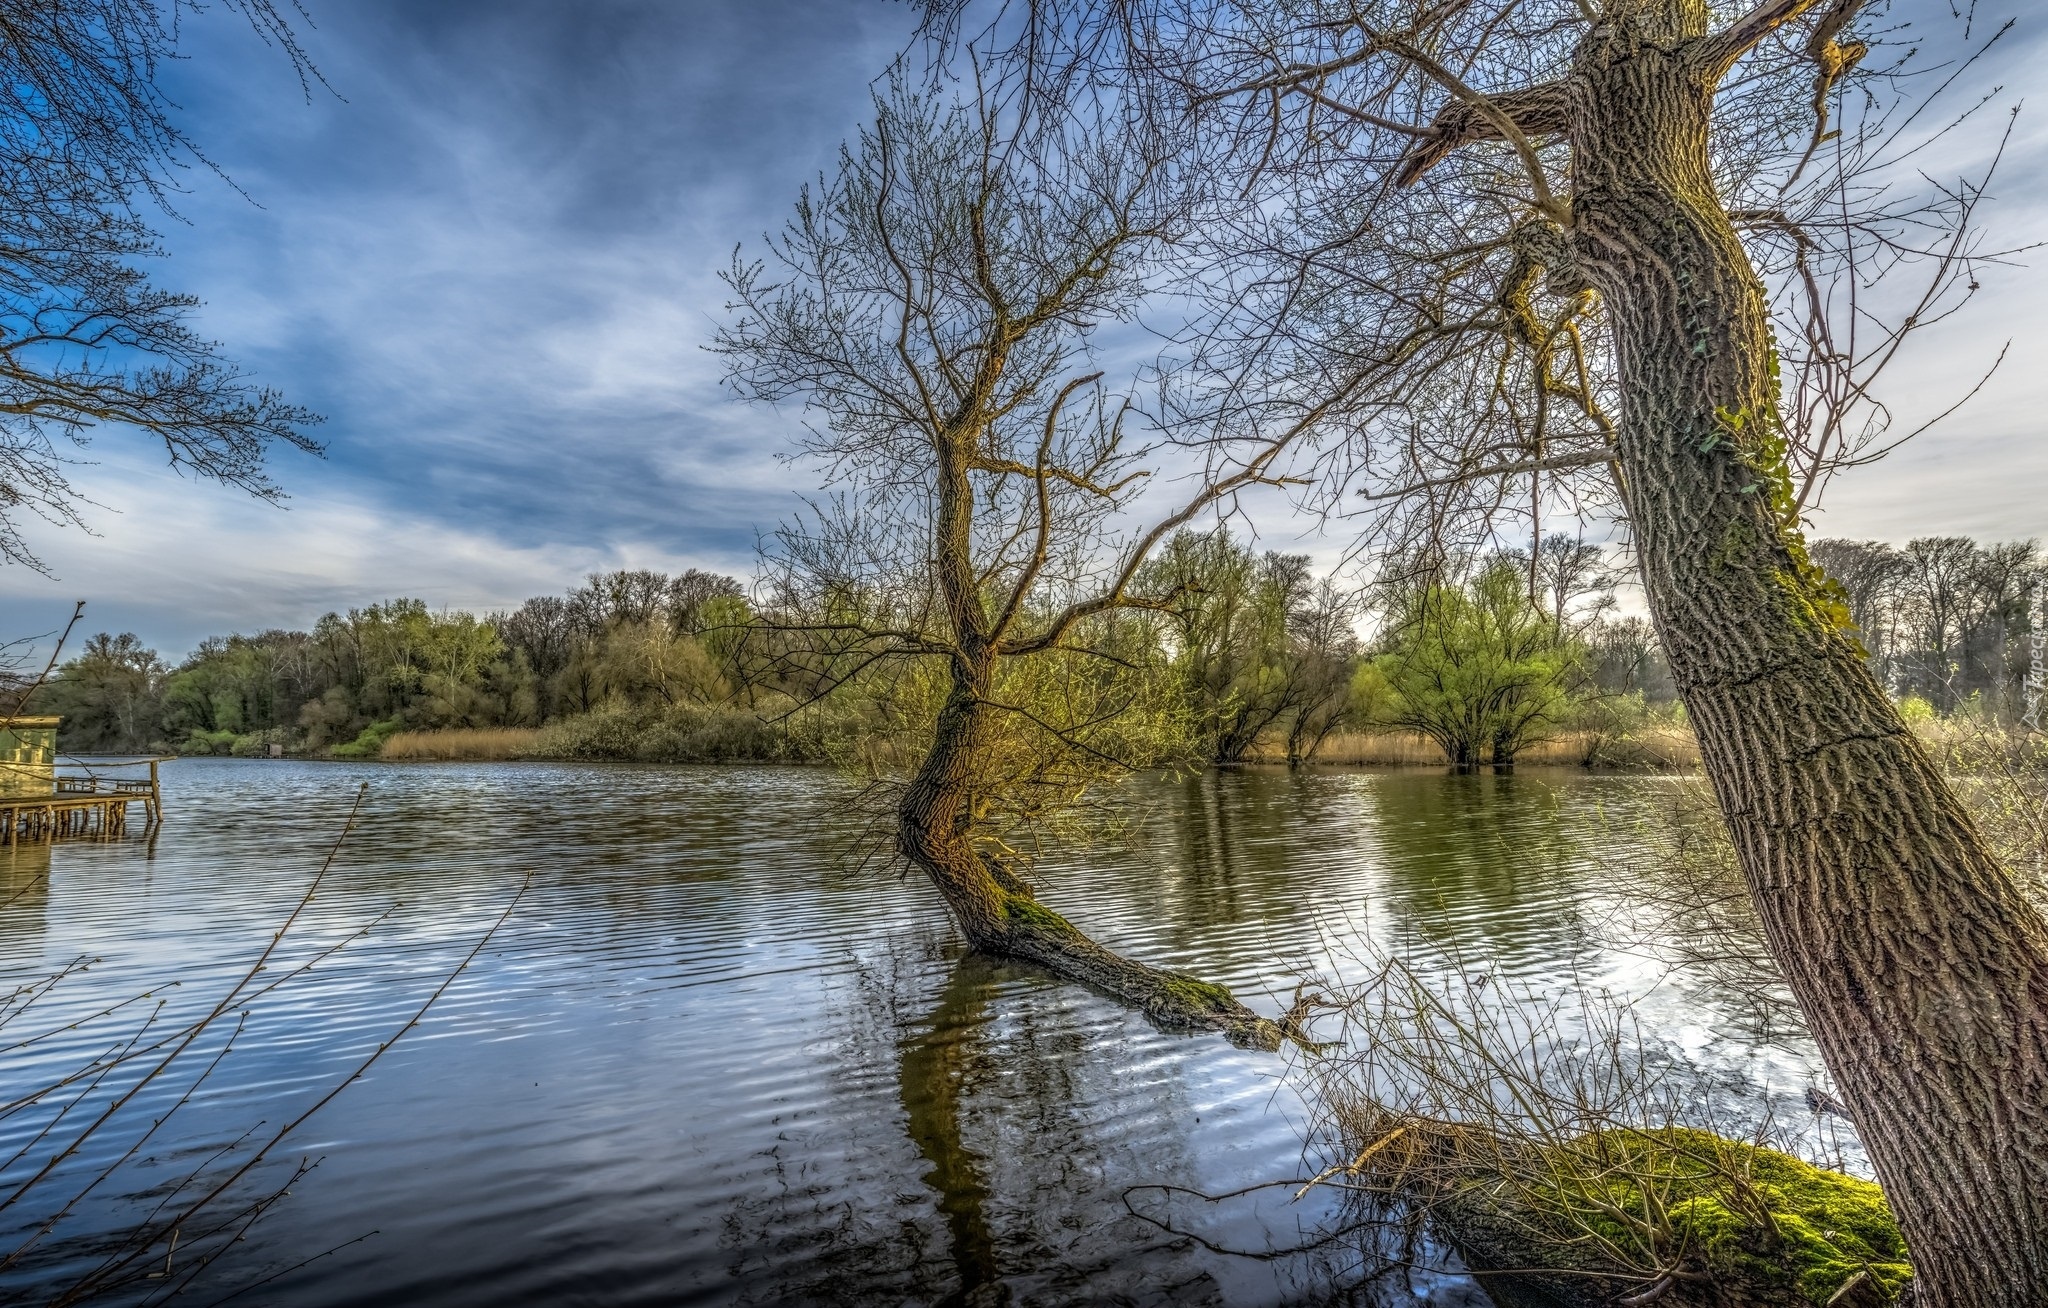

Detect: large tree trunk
[895,662,1279,1049]
[1568,16,2048,1303]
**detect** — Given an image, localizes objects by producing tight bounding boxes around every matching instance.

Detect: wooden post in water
[148,759,161,829]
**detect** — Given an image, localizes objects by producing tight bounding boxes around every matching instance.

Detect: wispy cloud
[0,1,2041,659]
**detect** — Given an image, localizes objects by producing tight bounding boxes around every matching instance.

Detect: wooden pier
[0,759,165,845]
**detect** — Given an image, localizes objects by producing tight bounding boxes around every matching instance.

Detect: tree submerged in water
[717,64,1308,1047]
[1370,560,1587,769]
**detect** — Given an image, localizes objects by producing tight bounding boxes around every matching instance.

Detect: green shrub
[530,705,825,764]
[330,717,406,759]
[1894,694,1935,726]
[228,727,291,758]
[178,729,240,756]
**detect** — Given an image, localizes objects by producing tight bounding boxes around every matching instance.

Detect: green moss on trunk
[1001,896,1076,934]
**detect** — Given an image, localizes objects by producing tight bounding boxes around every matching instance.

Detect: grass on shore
[380,728,542,761]
[374,706,828,764]
[371,721,1707,769]
[355,707,2022,780]
[1248,726,1702,770]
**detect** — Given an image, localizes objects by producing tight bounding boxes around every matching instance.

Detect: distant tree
[1374,562,1584,767]
[1141,530,1364,764]
[498,595,580,705]
[160,634,283,742]
[569,570,670,631]
[694,592,763,701]
[598,621,729,710]
[1961,540,2042,720]
[1815,537,2046,717]
[1586,615,1674,701]
[1900,537,1982,709]
[1146,532,1296,763]
[1509,533,1619,636]
[403,608,504,729]
[0,0,323,569]
[667,569,746,633]
[1809,539,1910,672]
[36,632,164,752]
[1282,575,1364,765]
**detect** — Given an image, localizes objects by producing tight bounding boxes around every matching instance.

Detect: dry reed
[1251,728,1702,770]
[378,728,542,761]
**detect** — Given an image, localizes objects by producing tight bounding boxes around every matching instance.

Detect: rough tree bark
[1521,3,2048,1300]
[896,668,1277,1051]
[896,412,1281,1051]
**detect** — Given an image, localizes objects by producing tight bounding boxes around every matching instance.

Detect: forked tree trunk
[1568,16,2048,1302]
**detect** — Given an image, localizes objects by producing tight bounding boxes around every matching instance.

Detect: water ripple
[0,760,1824,1308]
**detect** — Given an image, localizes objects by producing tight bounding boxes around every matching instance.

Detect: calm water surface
[0,761,1832,1306]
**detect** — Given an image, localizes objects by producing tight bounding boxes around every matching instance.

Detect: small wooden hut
[0,716,57,799]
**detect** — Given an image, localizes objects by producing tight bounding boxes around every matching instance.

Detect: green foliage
[820,610,1195,854]
[530,703,825,764]
[330,717,405,759]
[30,570,797,760]
[1894,694,1935,726]
[228,728,291,758]
[178,728,240,756]
[1142,529,1361,764]
[1372,563,1587,766]
[30,633,164,753]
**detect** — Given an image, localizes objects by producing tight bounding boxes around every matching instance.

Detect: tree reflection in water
[718,936,1260,1306]
[898,952,1009,1307]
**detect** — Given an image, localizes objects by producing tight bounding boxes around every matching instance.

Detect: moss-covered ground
[1447,1125,1910,1306]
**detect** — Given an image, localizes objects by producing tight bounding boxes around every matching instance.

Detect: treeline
[1811,537,2047,716]
[32,569,767,758]
[32,533,2035,766]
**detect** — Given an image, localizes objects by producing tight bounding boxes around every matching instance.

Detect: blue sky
[0,1,2043,659]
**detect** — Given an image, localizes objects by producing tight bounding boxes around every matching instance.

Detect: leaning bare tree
[913,0,2044,1299]
[716,62,1332,1047]
[0,0,325,571]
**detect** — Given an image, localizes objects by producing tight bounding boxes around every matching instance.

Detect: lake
[0,761,1837,1307]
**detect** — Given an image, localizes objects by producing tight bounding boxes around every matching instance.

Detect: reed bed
[1253,727,1702,770]
[379,728,542,761]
